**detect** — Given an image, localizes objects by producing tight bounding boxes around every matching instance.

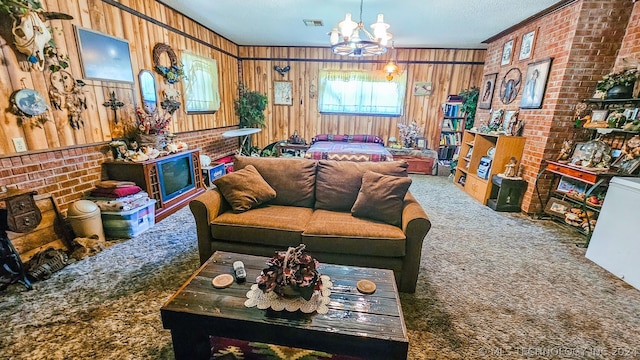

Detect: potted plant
[596,69,638,99]
[234,83,268,128]
[459,86,479,129]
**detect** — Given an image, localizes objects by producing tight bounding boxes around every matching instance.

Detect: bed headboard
[311,134,384,145]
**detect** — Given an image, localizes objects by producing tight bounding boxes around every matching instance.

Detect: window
[318,69,407,116]
[181,51,220,113]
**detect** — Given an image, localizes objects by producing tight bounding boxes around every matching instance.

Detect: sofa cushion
[302,209,406,257]
[213,165,276,212]
[212,205,313,247]
[234,156,317,208]
[351,171,412,227]
[314,160,408,212]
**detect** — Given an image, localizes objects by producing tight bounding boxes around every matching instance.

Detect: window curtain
[318,69,407,116]
[181,51,221,113]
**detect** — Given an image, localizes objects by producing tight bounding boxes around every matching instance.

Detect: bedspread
[304,141,393,162]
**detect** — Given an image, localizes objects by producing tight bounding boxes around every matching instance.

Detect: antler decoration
[274,65,290,77]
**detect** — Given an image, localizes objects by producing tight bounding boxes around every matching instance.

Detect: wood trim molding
[482,0,578,44]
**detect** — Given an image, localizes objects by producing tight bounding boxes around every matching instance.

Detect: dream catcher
[10,81,50,128]
[49,70,87,129]
[499,68,522,105]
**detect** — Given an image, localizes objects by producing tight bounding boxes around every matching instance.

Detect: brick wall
[616,1,640,72]
[478,0,634,213]
[0,128,238,215]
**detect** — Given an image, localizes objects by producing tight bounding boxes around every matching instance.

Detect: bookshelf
[453,131,526,205]
[438,102,465,163]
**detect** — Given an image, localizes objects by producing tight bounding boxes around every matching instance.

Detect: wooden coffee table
[161,251,408,359]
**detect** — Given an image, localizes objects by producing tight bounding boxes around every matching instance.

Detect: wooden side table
[276,142,310,157]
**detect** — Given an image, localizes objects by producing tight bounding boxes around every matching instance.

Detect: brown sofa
[189,155,431,292]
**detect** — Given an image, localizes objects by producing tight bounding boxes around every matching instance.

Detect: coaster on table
[356,279,376,294]
[212,274,234,289]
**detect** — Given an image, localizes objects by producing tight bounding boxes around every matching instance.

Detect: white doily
[244,275,332,314]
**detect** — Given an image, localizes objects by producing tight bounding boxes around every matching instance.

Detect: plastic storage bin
[68,200,105,241]
[101,200,156,238]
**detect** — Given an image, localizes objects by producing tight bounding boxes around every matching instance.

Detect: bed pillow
[213,165,276,212]
[351,171,412,226]
[311,134,384,144]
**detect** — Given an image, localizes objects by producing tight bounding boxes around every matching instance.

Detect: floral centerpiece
[135,107,172,135]
[596,69,638,99]
[398,120,423,148]
[256,244,321,300]
[245,244,332,313]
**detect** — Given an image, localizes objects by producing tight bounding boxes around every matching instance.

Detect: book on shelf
[442,103,462,117]
[439,132,462,146]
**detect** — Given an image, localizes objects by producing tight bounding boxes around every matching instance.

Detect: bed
[303,134,393,162]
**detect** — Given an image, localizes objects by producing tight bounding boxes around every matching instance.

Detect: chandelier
[328,0,392,57]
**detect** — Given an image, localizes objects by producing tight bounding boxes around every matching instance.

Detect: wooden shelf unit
[454,131,526,205]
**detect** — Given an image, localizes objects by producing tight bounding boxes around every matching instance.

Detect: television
[156,152,196,203]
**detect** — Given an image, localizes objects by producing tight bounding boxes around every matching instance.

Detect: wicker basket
[138,133,166,151]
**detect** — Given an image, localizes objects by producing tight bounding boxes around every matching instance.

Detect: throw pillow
[213,165,276,212]
[351,171,412,226]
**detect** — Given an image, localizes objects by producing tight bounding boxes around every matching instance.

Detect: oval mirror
[139,70,157,113]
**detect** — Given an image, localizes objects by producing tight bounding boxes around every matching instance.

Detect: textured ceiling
[158,0,565,49]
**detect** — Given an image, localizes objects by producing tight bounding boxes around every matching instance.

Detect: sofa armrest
[399,191,431,292]
[189,189,228,264]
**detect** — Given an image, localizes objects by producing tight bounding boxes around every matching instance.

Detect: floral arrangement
[135,107,172,135]
[256,244,321,301]
[398,120,423,148]
[596,69,638,92]
[155,64,184,85]
[606,111,627,129]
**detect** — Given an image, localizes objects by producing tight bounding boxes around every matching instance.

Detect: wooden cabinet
[102,149,205,222]
[454,131,526,205]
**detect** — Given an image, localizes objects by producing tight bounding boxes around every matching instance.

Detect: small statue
[501,157,520,178]
[557,139,574,163]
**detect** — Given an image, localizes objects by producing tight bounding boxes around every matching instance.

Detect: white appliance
[585,177,640,291]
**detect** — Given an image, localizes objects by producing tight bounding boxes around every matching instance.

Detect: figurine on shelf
[499,157,521,179]
[557,139,574,163]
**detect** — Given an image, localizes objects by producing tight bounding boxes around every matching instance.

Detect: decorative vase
[606,85,633,100]
[138,133,166,151]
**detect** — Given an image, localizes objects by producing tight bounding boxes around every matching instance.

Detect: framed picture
[612,156,640,175]
[591,109,609,123]
[503,110,517,133]
[544,198,571,218]
[501,39,515,66]
[274,80,293,105]
[416,137,426,149]
[489,108,504,129]
[182,51,221,113]
[413,82,433,96]
[519,58,552,109]
[74,26,134,83]
[518,30,536,61]
[556,176,587,194]
[478,73,498,109]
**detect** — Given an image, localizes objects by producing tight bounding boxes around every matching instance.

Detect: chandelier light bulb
[371,13,389,41]
[328,0,393,57]
[329,28,339,45]
[384,60,398,75]
[338,13,357,40]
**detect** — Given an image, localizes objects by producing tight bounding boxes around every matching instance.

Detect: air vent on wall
[303,19,324,27]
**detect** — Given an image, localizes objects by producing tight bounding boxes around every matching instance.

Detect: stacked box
[202,163,226,187]
[101,200,156,238]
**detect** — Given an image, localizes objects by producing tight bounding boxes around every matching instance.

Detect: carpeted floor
[1,175,639,360]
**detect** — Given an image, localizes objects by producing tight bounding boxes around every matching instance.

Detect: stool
[487,175,527,212]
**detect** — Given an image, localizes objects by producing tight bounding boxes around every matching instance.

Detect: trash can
[67,200,105,242]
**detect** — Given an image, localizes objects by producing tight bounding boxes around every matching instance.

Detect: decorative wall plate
[499,68,522,105]
[13,89,48,116]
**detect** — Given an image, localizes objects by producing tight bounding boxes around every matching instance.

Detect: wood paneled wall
[239,47,485,149]
[0,0,239,156]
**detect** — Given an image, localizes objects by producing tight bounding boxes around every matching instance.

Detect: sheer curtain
[181,51,221,113]
[318,69,407,116]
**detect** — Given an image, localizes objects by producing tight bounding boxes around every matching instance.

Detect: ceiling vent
[303,19,324,27]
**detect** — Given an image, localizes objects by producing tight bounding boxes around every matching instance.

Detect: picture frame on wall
[413,82,433,96]
[416,137,426,149]
[274,80,293,105]
[519,58,553,109]
[518,30,536,61]
[74,26,134,83]
[501,39,515,66]
[478,73,498,109]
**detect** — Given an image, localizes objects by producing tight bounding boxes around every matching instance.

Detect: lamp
[328,0,391,57]
[384,42,400,80]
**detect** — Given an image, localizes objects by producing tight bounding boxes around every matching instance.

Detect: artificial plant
[458,86,479,129]
[234,83,268,128]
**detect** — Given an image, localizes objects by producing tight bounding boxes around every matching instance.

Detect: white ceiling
[158,0,564,49]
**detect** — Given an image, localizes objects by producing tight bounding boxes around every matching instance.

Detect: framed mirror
[139,70,157,113]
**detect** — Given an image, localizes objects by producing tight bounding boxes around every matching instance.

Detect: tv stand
[102,148,205,222]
